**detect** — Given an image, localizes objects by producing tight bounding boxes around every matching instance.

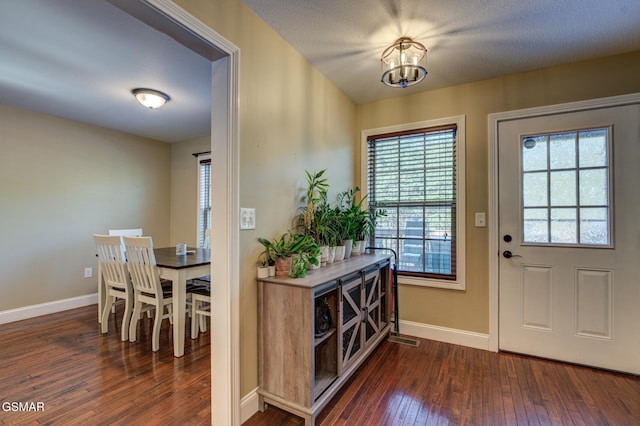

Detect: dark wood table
[154,247,211,357]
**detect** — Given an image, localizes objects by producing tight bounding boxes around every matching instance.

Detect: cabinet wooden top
[258,254,391,289]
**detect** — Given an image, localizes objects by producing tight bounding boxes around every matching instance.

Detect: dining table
[154,246,211,357]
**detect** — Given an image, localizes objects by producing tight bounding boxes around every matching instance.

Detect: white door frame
[143,1,240,424]
[487,92,640,353]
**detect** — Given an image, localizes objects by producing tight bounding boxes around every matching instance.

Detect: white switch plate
[240,208,256,230]
[84,267,93,278]
[475,212,487,227]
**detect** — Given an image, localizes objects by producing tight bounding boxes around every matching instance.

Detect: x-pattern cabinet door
[339,273,363,372]
[363,268,381,347]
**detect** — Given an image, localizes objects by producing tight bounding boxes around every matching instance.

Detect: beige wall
[0,105,171,311]
[356,50,640,334]
[170,136,211,246]
[175,0,358,396]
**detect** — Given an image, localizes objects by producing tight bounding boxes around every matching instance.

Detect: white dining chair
[123,236,174,352]
[93,234,133,342]
[191,286,211,339]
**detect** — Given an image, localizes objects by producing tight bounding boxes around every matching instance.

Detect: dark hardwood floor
[0,305,210,425]
[2,305,639,425]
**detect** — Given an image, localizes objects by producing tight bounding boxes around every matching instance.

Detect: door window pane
[580,207,609,245]
[523,208,548,243]
[579,129,608,168]
[523,172,548,207]
[522,136,547,171]
[579,169,608,206]
[550,133,576,169]
[550,170,576,206]
[551,208,577,244]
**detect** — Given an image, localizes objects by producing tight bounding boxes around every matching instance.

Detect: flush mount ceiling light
[381,37,428,88]
[131,88,170,109]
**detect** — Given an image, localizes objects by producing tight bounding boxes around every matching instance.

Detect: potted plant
[258,231,320,277]
[296,170,331,264]
[257,255,270,278]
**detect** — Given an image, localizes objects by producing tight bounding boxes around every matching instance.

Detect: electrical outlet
[84,267,93,278]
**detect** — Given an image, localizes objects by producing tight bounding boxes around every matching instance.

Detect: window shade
[198,157,211,248]
[367,125,457,279]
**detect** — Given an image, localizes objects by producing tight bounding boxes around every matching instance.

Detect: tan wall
[356,50,640,334]
[170,136,211,246]
[0,105,171,311]
[175,0,358,396]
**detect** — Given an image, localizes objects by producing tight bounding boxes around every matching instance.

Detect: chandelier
[380,37,428,88]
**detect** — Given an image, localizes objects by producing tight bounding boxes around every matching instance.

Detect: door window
[521,127,611,247]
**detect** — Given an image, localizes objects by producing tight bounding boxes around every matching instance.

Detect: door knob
[502,250,522,259]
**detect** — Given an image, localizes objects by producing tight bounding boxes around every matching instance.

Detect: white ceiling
[1,1,639,144]
[0,0,214,143]
[244,0,640,104]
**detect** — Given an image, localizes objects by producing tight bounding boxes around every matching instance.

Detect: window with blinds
[197,155,211,248]
[367,125,457,279]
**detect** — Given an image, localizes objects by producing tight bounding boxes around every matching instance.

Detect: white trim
[142,2,241,425]
[360,115,466,290]
[487,92,640,353]
[0,294,98,325]
[399,320,489,350]
[240,388,260,424]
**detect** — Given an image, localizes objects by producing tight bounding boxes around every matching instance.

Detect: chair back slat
[123,236,162,297]
[93,234,129,290]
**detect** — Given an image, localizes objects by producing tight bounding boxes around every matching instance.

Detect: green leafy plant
[258,231,320,277]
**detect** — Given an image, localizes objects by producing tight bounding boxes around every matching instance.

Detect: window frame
[197,153,212,248]
[361,115,466,290]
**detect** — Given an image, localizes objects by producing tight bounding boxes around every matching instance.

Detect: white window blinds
[367,125,457,279]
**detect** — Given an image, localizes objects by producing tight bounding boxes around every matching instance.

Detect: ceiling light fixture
[381,37,427,88]
[132,88,170,109]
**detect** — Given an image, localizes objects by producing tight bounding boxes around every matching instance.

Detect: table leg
[172,270,187,357]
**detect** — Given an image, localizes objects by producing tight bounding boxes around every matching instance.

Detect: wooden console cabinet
[257,254,391,425]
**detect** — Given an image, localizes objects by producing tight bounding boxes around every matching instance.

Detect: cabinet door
[363,268,381,346]
[340,273,363,371]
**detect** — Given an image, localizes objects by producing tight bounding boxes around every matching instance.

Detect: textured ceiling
[0,0,214,143]
[243,0,640,104]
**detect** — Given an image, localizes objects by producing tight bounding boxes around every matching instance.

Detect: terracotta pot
[275,256,293,276]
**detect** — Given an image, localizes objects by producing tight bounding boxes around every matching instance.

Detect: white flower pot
[343,239,353,259]
[257,266,269,278]
[334,245,345,262]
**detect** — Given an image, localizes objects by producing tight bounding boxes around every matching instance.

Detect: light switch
[240,208,256,230]
[475,212,486,227]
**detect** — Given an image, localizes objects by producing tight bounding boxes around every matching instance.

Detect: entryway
[489,94,640,374]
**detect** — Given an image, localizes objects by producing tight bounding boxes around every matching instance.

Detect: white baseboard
[399,320,490,351]
[241,387,260,424]
[0,294,98,325]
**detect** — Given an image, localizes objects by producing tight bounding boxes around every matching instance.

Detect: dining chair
[93,234,133,342]
[123,235,174,352]
[191,286,211,339]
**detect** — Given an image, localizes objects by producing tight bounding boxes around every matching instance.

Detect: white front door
[497,100,640,374]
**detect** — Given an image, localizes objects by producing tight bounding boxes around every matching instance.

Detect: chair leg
[101,295,115,334]
[120,294,133,342]
[151,303,163,352]
[191,299,199,339]
[200,311,208,333]
[129,300,142,343]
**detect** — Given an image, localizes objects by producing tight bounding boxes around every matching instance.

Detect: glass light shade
[381,37,427,88]
[132,88,170,109]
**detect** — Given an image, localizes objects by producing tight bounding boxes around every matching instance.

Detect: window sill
[398,275,465,291]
